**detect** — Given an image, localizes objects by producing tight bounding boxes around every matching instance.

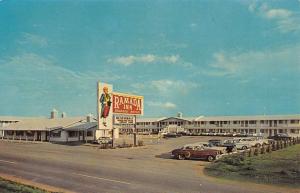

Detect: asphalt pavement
[0,136,295,193]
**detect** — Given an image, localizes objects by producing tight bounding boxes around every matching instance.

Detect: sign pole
[134,115,137,147]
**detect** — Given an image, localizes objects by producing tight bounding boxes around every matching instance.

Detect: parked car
[268,133,291,140]
[202,142,227,154]
[177,131,189,136]
[254,136,270,146]
[163,133,180,138]
[235,137,261,149]
[208,139,223,146]
[222,139,238,152]
[171,145,222,162]
[93,137,112,144]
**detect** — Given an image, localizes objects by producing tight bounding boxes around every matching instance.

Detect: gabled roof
[156,116,192,122]
[64,122,97,131]
[1,117,88,131]
[137,117,167,122]
[196,114,300,121]
[0,116,37,122]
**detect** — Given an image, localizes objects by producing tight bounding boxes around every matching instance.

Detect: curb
[0,173,76,193]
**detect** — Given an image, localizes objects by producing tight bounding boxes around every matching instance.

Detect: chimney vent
[87,113,93,122]
[50,109,58,119]
[61,112,66,118]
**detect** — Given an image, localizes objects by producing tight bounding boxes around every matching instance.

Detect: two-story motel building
[121,113,300,137]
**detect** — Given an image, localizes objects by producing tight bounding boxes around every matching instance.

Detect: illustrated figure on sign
[100,86,112,127]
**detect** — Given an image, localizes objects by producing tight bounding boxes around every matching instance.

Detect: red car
[171,145,222,162]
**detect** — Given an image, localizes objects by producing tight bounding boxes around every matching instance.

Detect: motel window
[249,121,256,124]
[26,131,34,136]
[209,121,215,124]
[291,129,299,134]
[260,129,264,133]
[152,122,156,125]
[278,120,284,124]
[233,121,238,124]
[51,131,61,138]
[290,120,300,124]
[68,131,78,137]
[260,120,265,124]
[6,131,14,135]
[87,131,93,137]
[16,131,24,136]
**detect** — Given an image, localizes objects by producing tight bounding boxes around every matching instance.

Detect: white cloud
[150,79,198,95]
[204,44,300,77]
[147,101,177,109]
[265,9,292,19]
[248,2,300,33]
[19,33,48,47]
[107,54,180,66]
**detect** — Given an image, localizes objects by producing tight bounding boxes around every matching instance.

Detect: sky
[0,0,300,118]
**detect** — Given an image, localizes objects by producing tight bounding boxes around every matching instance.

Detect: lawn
[0,177,51,193]
[204,144,300,187]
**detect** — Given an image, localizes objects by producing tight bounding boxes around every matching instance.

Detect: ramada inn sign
[97,81,144,138]
[113,92,143,115]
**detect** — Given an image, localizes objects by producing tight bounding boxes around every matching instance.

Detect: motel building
[1,112,300,142]
[120,113,300,137]
[0,111,97,143]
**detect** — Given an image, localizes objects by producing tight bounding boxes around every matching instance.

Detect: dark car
[208,139,223,146]
[163,133,181,138]
[208,139,237,153]
[171,145,222,162]
[222,139,238,152]
[268,133,291,140]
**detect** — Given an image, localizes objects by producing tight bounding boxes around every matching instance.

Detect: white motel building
[122,113,300,137]
[1,111,300,142]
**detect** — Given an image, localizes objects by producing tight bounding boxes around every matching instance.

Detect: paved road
[0,137,295,193]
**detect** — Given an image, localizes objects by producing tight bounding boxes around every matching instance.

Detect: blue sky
[0,0,300,117]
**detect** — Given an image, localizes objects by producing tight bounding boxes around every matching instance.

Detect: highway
[0,137,295,193]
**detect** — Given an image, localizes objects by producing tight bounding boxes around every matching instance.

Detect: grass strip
[204,144,300,188]
[0,177,51,193]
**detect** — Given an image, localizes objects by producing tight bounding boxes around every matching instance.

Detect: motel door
[37,131,41,141]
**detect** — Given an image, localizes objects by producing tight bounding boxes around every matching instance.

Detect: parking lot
[0,136,297,193]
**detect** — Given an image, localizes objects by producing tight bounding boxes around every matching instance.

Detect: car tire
[242,146,247,150]
[178,154,185,160]
[184,152,191,159]
[207,155,214,162]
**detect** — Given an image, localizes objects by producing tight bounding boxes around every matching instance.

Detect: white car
[191,142,227,154]
[254,136,270,146]
[235,138,260,150]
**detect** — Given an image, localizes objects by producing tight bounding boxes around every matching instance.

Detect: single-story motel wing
[0,115,97,143]
[1,113,300,143]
